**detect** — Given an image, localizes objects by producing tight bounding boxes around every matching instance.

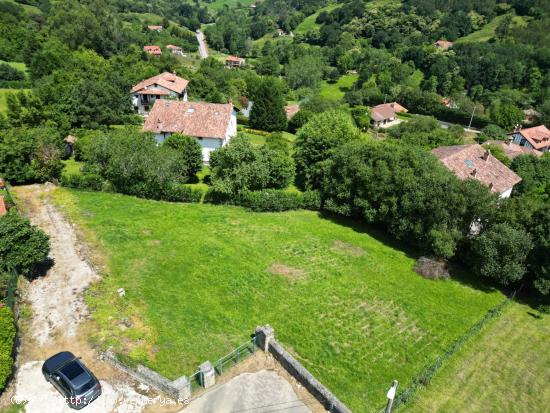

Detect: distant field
[6,0,41,14]
[201,0,255,11]
[456,14,528,43]
[404,302,550,412]
[295,3,341,34]
[50,188,504,411]
[319,73,358,101]
[0,60,28,74]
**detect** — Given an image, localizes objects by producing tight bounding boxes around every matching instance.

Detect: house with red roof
[435,40,453,50]
[225,55,246,68]
[143,45,162,56]
[166,45,184,56]
[484,140,543,161]
[284,104,300,120]
[131,72,189,115]
[143,100,237,162]
[371,102,408,128]
[147,25,163,32]
[509,125,550,153]
[0,196,7,216]
[432,144,522,198]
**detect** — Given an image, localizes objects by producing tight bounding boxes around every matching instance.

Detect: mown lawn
[456,14,528,43]
[295,3,342,34]
[404,302,550,412]
[51,188,504,411]
[319,74,358,101]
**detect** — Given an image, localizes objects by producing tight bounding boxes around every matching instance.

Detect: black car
[42,351,102,409]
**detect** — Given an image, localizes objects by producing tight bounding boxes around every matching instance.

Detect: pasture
[51,188,504,411]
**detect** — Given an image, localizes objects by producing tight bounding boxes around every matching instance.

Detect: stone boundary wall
[255,325,352,413]
[101,350,191,401]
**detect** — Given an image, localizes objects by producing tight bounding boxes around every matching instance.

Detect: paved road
[196,30,208,59]
[183,370,311,413]
[438,120,481,134]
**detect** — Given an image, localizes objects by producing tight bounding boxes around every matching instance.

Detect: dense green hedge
[0,306,16,391]
[205,188,321,212]
[61,173,106,192]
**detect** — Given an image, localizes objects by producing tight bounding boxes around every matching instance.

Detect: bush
[206,189,321,212]
[162,134,203,182]
[160,184,203,203]
[0,306,16,391]
[60,173,105,191]
[0,213,50,277]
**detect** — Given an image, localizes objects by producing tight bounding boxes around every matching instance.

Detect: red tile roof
[143,45,162,55]
[514,125,550,150]
[131,72,189,95]
[435,40,453,49]
[0,196,7,216]
[432,144,522,194]
[485,140,543,160]
[143,100,234,140]
[371,102,408,122]
[226,55,242,62]
[166,44,182,50]
[285,104,300,120]
[136,88,169,96]
[147,25,163,31]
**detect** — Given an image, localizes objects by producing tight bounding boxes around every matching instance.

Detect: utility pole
[385,380,398,413]
[468,105,476,131]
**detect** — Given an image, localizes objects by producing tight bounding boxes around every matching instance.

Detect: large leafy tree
[249,77,287,132]
[471,223,533,285]
[318,140,498,258]
[293,110,360,190]
[209,135,294,196]
[0,213,50,277]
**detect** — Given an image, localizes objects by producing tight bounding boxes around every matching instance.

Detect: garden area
[50,187,505,411]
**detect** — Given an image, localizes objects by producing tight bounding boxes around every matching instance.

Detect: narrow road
[438,120,481,134]
[196,30,209,59]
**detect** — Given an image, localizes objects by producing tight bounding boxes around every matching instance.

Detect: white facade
[154,112,237,162]
[133,85,188,115]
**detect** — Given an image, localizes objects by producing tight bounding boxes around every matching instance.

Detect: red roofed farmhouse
[432,144,522,198]
[509,125,550,152]
[435,40,453,49]
[143,45,162,56]
[131,72,189,115]
[166,45,184,56]
[225,55,246,68]
[143,100,237,162]
[371,102,407,128]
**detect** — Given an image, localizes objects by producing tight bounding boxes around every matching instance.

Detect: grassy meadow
[319,74,359,101]
[404,302,550,412]
[456,14,528,43]
[49,188,505,411]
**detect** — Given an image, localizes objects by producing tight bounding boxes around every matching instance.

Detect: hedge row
[61,173,321,212]
[0,306,16,391]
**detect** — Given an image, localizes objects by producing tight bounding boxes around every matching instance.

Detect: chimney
[470,168,477,177]
[483,150,491,161]
[489,182,494,190]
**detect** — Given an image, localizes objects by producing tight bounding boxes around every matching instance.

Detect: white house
[143,100,237,162]
[131,72,189,115]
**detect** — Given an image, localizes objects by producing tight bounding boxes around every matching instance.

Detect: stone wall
[255,326,352,413]
[101,350,191,401]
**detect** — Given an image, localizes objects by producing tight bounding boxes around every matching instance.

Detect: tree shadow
[28,257,55,279]
[316,210,499,293]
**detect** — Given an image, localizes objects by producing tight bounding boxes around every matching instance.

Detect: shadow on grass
[317,210,499,293]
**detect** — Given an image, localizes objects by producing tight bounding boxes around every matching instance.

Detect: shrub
[160,185,203,203]
[162,134,203,182]
[0,306,16,390]
[240,190,303,212]
[60,173,105,191]
[0,213,50,277]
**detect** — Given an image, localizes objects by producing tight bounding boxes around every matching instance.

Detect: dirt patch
[268,263,306,280]
[414,256,451,280]
[331,240,365,257]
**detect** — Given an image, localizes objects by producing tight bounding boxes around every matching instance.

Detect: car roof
[59,360,93,389]
[43,351,76,373]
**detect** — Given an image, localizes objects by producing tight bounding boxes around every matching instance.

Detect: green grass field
[319,74,358,101]
[0,60,28,74]
[49,188,505,411]
[404,302,550,412]
[295,3,342,34]
[456,14,527,43]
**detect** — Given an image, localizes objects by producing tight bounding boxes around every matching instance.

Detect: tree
[478,124,508,143]
[388,115,463,149]
[163,134,203,182]
[249,77,287,132]
[209,135,294,196]
[0,213,50,277]
[293,110,360,190]
[285,54,324,90]
[471,223,532,285]
[488,101,523,130]
[255,55,280,76]
[0,127,64,184]
[511,154,550,195]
